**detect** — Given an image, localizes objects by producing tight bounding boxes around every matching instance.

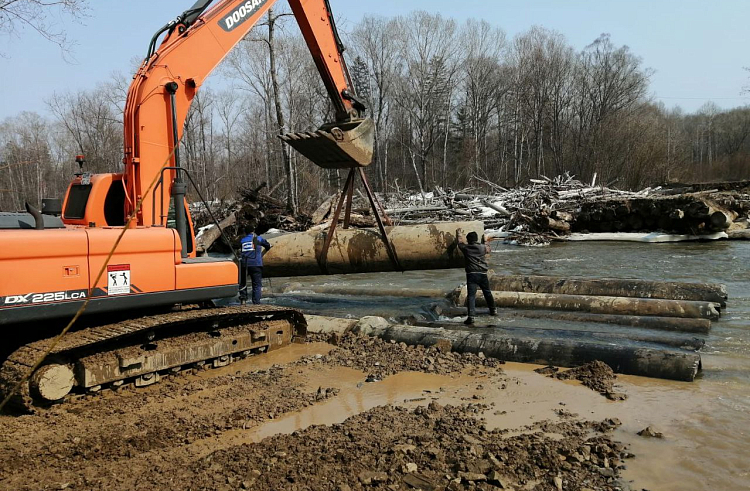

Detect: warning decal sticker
[107,264,131,295]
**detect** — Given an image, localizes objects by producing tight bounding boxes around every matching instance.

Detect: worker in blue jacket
[239,224,272,304]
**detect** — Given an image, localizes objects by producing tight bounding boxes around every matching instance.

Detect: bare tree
[5,9,750,213]
[458,19,506,182]
[0,0,88,53]
[395,11,461,190]
[350,16,402,191]
[46,84,122,173]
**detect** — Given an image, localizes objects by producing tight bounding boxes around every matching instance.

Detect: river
[265,240,750,490]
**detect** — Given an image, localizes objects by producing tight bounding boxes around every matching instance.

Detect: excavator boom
[123,0,374,228]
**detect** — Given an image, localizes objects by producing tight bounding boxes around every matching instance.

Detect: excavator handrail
[151,165,239,262]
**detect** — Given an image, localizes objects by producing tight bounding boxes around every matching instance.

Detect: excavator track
[0,305,306,412]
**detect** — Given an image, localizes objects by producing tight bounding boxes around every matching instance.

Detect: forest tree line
[2,9,750,213]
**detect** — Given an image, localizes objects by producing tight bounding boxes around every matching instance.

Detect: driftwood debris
[376,174,750,245]
[195,212,236,254]
[195,174,750,253]
[192,184,311,253]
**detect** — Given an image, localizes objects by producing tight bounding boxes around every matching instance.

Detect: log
[566,232,727,243]
[487,274,727,306]
[453,193,475,201]
[384,205,449,214]
[411,320,705,351]
[341,213,375,227]
[454,288,721,320]
[431,306,711,334]
[262,221,484,277]
[709,210,736,230]
[353,318,701,381]
[541,216,571,232]
[552,210,574,222]
[195,211,236,254]
[685,200,710,218]
[728,229,750,239]
[311,194,337,224]
[481,199,511,217]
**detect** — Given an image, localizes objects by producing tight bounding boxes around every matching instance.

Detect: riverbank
[262,240,750,490]
[1,336,634,491]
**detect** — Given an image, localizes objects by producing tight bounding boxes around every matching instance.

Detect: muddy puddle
[194,355,618,461]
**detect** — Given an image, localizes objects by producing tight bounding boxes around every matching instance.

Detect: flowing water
[265,240,750,490]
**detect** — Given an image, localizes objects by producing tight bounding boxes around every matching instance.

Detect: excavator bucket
[280,118,374,169]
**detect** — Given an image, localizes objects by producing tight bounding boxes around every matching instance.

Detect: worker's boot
[489,308,497,316]
[463,317,475,326]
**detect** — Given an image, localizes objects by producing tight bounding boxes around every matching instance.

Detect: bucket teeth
[280,118,374,169]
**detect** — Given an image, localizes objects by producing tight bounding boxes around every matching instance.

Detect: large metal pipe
[411,320,705,351]
[488,274,727,307]
[263,221,484,277]
[432,306,712,334]
[275,283,452,298]
[454,288,721,320]
[353,319,702,382]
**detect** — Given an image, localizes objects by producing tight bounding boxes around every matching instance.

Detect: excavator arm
[123,0,374,236]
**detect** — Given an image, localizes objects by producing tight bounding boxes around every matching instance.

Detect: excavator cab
[281,117,375,169]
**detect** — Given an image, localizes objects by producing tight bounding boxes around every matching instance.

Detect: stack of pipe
[454,274,722,319]
[303,315,703,382]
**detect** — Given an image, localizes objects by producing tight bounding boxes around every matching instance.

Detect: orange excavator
[0,0,374,410]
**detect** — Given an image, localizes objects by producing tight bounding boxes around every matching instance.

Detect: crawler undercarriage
[0,305,306,412]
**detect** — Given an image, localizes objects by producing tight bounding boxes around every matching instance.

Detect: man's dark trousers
[467,272,495,317]
[247,266,263,305]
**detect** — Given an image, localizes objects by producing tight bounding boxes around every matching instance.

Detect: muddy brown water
[265,240,750,491]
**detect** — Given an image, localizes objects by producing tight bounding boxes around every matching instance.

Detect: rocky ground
[185,403,630,491]
[0,334,633,491]
[306,332,505,379]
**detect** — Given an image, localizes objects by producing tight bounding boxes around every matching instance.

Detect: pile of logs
[572,195,745,234]
[452,274,724,323]
[193,184,311,254]
[375,174,750,244]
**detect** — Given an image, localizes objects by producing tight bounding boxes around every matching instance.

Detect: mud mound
[305,332,504,379]
[535,361,627,400]
[187,403,631,491]
[555,361,616,393]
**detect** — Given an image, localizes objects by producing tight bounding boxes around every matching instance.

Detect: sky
[1,0,748,119]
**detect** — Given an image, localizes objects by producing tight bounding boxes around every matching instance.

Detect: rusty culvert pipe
[262,221,484,278]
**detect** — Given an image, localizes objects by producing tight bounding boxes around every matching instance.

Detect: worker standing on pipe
[239,224,272,305]
[457,230,497,325]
